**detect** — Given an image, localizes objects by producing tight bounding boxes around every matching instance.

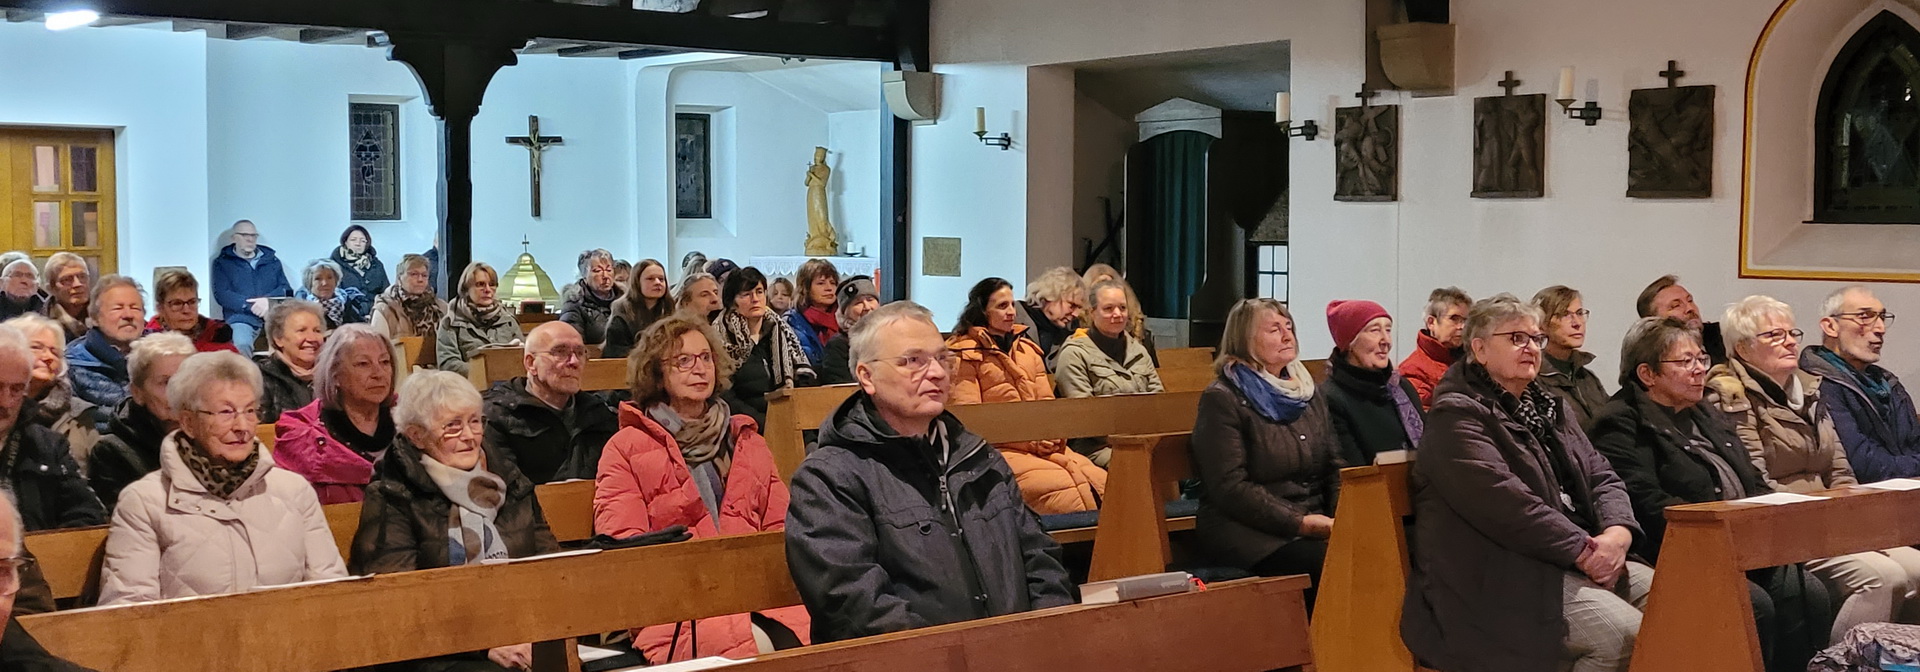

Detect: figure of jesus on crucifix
[507,115,564,217]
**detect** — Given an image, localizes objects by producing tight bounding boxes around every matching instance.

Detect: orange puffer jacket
[947,325,1106,514]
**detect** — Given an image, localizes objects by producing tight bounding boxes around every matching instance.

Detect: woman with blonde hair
[1080,263,1156,365]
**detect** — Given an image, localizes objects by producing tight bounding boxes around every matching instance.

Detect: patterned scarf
[647,401,735,525]
[178,434,260,499]
[450,296,507,331]
[418,450,509,565]
[1226,361,1315,423]
[295,288,347,327]
[380,283,445,335]
[1469,362,1562,444]
[0,429,21,489]
[1387,372,1425,448]
[718,310,812,388]
[336,246,374,275]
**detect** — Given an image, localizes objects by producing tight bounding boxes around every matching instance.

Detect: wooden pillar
[386,32,523,297]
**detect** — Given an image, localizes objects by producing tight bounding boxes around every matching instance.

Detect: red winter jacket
[1398,330,1458,410]
[593,402,810,663]
[272,401,376,505]
[143,317,240,354]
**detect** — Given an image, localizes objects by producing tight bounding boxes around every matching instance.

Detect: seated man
[482,321,618,483]
[1637,274,1725,365]
[1398,287,1470,408]
[210,220,293,355]
[0,490,99,671]
[1800,285,1920,482]
[65,275,147,409]
[785,301,1075,644]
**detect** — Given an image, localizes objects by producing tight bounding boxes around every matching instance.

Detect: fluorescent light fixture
[45,10,100,31]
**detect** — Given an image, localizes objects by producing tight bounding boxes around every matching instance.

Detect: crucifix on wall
[506,115,564,217]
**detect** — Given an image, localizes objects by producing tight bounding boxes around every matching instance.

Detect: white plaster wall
[665,69,828,267]
[909,64,1030,327]
[828,109,885,259]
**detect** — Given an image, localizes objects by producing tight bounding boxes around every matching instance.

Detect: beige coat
[1053,329,1165,398]
[1706,358,1857,493]
[98,431,348,605]
[371,293,448,369]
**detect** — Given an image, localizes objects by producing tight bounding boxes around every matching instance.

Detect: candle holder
[974,130,1012,150]
[1557,98,1603,126]
[1282,120,1319,141]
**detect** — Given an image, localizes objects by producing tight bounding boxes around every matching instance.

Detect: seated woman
[1190,299,1339,604]
[1591,316,1834,672]
[1053,280,1164,467]
[88,332,196,511]
[98,351,347,604]
[674,272,723,324]
[6,315,101,476]
[948,277,1105,515]
[594,315,809,662]
[1080,263,1156,365]
[350,370,557,672]
[602,258,675,360]
[818,276,879,386]
[558,248,621,346]
[144,269,238,353]
[1709,296,1920,639]
[437,262,521,376]
[784,259,840,368]
[0,259,44,321]
[255,300,325,423]
[1012,268,1086,372]
[370,254,448,371]
[1320,300,1423,467]
[295,259,370,329]
[1402,294,1645,672]
[713,267,814,428]
[1532,285,1609,430]
[331,224,390,301]
[275,324,397,505]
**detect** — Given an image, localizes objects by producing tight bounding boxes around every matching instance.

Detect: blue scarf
[1227,363,1311,423]
[1815,346,1895,412]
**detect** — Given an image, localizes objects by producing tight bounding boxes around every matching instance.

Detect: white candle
[1557,67,1575,101]
[1275,92,1292,124]
[974,107,986,135]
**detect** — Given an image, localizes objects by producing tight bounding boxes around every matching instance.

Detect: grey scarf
[419,452,509,565]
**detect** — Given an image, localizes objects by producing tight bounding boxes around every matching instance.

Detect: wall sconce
[973,107,1012,150]
[1555,67,1603,126]
[1274,92,1319,141]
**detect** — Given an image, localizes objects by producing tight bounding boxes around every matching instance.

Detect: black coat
[348,436,560,574]
[254,354,313,425]
[86,398,169,512]
[330,249,390,299]
[558,282,620,346]
[1190,374,1344,570]
[4,423,106,532]
[785,393,1075,644]
[0,618,97,671]
[723,334,778,429]
[480,378,619,483]
[819,332,854,386]
[1589,383,1770,561]
[1322,355,1424,468]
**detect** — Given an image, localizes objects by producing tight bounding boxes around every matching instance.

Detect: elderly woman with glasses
[144,269,238,353]
[594,315,809,662]
[296,259,370,329]
[0,259,44,321]
[1591,317,1833,672]
[274,325,397,505]
[1402,294,1645,672]
[98,351,347,605]
[371,254,448,371]
[559,248,622,346]
[6,315,102,479]
[1708,296,1920,641]
[350,370,557,672]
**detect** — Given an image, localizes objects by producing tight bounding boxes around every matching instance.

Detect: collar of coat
[158,430,274,515]
[1707,358,1820,420]
[816,391,989,478]
[1415,329,1459,364]
[484,377,617,436]
[373,434,537,504]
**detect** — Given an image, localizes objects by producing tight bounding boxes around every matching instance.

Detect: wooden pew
[475,352,616,388]
[516,311,557,334]
[1630,484,1920,671]
[1311,463,1418,672]
[1155,346,1214,370]
[396,336,425,370]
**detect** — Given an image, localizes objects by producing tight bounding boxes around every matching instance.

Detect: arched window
[1815,12,1920,223]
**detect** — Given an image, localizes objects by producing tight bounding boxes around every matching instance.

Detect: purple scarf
[1387,371,1425,450]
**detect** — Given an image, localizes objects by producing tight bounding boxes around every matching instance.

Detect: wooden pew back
[1310,463,1416,672]
[469,355,623,391]
[1087,432,1195,581]
[1155,347,1214,370]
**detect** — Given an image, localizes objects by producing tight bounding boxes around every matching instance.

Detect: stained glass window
[350,102,401,221]
[1816,12,1920,223]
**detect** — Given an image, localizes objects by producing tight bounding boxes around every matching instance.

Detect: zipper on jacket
[933,429,992,614]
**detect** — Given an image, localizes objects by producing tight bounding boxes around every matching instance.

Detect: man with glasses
[0,491,98,670]
[0,260,44,322]
[1800,286,1919,482]
[480,321,617,483]
[210,220,293,356]
[785,301,1074,644]
[1401,287,1473,408]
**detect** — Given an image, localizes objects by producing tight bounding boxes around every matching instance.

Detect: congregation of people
[0,218,1912,671]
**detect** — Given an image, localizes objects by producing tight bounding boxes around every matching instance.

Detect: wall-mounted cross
[1659,60,1687,88]
[506,115,564,218]
[1355,84,1379,108]
[1499,70,1523,97]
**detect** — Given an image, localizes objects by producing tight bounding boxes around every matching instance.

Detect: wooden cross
[505,115,564,218]
[1355,84,1379,108]
[1499,70,1522,97]
[1659,60,1687,88]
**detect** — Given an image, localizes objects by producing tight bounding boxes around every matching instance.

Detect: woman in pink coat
[272,325,397,504]
[594,315,809,663]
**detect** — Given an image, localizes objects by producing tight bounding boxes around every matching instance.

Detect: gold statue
[804,146,839,256]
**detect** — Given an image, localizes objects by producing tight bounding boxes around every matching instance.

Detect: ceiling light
[45,10,100,31]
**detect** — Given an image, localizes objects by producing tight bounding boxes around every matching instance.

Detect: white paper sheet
[1859,478,1920,491]
[1734,492,1829,506]
[479,548,602,565]
[251,574,372,592]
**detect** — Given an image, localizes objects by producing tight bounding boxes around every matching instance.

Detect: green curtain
[1143,131,1212,318]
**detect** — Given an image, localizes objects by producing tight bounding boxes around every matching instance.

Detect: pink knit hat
[1326,300,1391,351]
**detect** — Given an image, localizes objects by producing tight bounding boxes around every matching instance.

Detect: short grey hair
[0,252,28,273]
[302,259,342,291]
[394,370,482,434]
[314,324,394,410]
[40,252,85,292]
[1462,293,1543,364]
[1722,295,1795,357]
[849,300,937,366]
[577,249,615,279]
[1025,267,1086,305]
[0,490,22,555]
[2,259,36,283]
[1821,285,1875,320]
[128,332,196,388]
[1619,317,1702,388]
[1426,287,1472,321]
[1,314,62,351]
[88,274,144,321]
[166,351,264,416]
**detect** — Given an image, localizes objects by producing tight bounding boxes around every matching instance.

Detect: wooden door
[0,127,117,275]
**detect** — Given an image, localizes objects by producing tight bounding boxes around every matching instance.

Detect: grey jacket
[435,309,521,375]
[1053,331,1164,398]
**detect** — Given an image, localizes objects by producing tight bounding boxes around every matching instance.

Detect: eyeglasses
[1755,328,1804,346]
[1660,354,1713,370]
[665,352,715,372]
[164,298,201,311]
[867,350,960,375]
[1490,330,1549,349]
[192,407,261,424]
[1831,310,1896,326]
[1557,309,1592,319]
[439,417,485,439]
[0,556,37,597]
[536,347,588,363]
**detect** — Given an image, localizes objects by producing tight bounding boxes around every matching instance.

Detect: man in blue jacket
[1800,285,1920,482]
[209,220,291,355]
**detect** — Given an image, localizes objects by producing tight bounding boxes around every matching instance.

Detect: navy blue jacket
[1801,345,1920,482]
[211,243,292,329]
[65,329,129,409]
